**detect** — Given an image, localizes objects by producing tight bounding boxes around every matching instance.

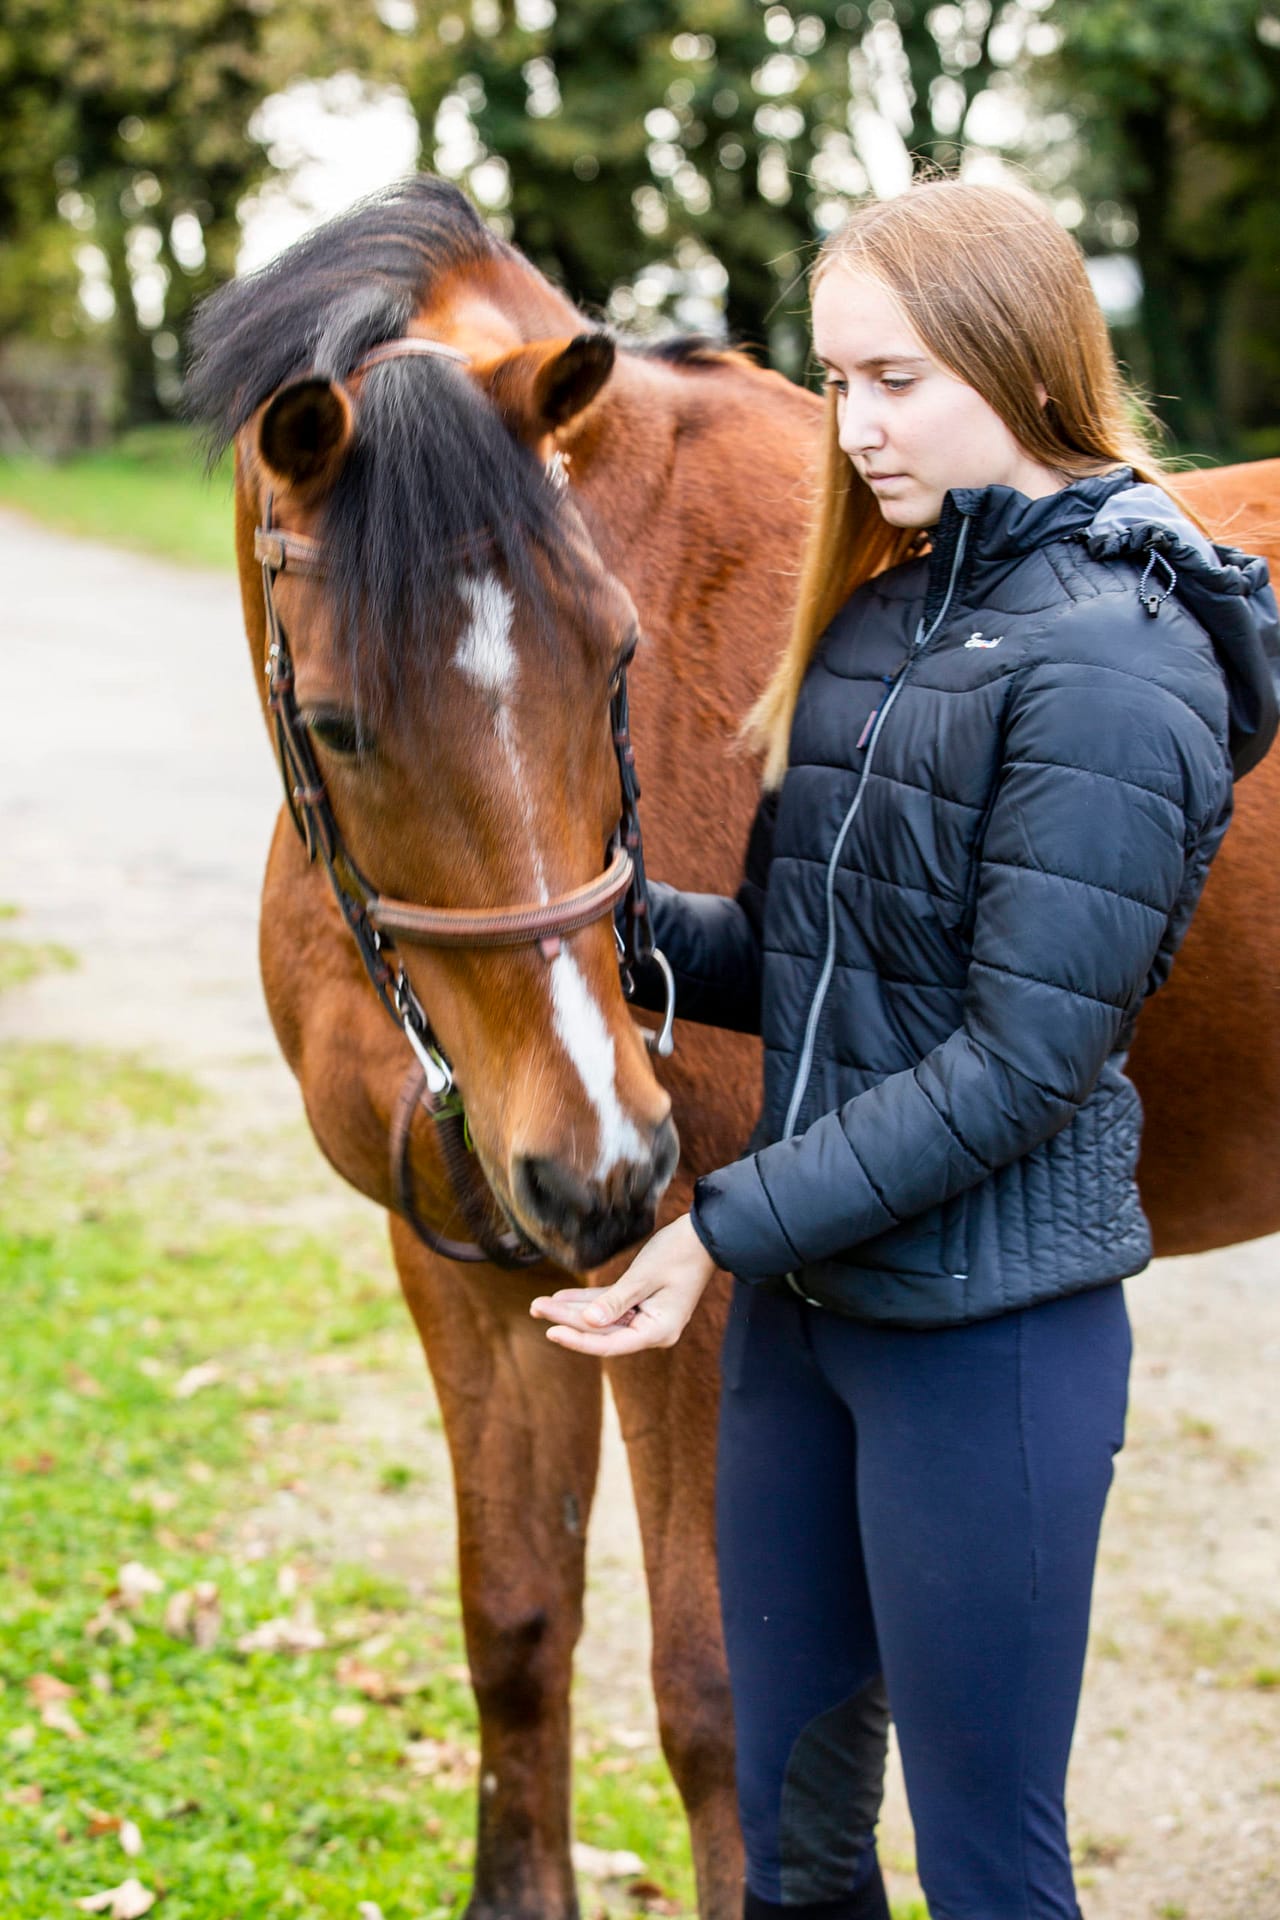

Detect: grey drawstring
[1139,547,1177,617]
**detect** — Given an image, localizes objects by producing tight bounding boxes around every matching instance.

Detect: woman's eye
[308,714,364,756]
[881,376,915,395]
[825,377,848,398]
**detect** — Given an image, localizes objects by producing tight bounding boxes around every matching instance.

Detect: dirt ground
[3,509,1277,1919]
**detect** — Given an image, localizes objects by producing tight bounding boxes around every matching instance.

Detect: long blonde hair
[747,179,1180,787]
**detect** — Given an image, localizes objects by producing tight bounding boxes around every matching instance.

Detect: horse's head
[222,306,678,1271]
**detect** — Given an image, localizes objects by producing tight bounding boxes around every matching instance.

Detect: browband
[354,337,472,375]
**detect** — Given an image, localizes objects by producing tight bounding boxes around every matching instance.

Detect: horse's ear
[256,377,354,493]
[482,332,616,440]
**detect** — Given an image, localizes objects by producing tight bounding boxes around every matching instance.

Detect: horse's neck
[570,353,821,639]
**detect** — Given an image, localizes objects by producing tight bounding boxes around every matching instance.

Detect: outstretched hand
[530,1213,716,1356]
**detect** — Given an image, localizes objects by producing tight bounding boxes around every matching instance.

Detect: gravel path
[2,508,1276,1919]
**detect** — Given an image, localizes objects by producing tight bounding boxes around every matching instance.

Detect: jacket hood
[1083,479,1280,779]
[939,470,1278,777]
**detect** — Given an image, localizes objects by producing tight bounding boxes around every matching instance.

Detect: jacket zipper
[780,516,972,1140]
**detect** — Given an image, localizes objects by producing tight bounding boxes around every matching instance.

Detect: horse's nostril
[515,1154,593,1230]
[512,1119,679,1265]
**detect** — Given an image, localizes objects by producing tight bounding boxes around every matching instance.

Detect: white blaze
[454,573,518,695]
[550,949,648,1180]
[452,572,645,1183]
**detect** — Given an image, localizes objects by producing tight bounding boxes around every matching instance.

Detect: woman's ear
[479,332,616,444]
[256,377,355,494]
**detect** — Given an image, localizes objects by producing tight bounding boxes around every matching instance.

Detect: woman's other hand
[530,1214,716,1356]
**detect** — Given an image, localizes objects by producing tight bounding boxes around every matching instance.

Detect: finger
[544,1318,663,1357]
[580,1261,660,1327]
[533,1296,633,1331]
[529,1289,598,1319]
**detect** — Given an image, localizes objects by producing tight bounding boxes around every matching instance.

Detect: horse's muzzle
[511,1117,680,1271]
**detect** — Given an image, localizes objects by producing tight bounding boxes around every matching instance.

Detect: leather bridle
[254,336,675,1269]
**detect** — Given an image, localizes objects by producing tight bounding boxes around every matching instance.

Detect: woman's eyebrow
[815,351,932,373]
[854,353,931,372]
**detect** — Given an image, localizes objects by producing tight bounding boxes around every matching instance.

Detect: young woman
[532,181,1278,1920]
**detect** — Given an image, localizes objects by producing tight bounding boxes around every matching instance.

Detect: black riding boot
[744,1865,892,1920]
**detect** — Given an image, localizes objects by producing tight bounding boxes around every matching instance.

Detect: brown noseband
[253,381,674,1269]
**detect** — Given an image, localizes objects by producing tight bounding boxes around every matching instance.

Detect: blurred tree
[1039,0,1280,453]
[399,1,1034,374]
[0,0,405,425]
[406,3,858,372]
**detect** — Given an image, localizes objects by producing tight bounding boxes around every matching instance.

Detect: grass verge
[0,427,233,571]
[0,1040,695,1919]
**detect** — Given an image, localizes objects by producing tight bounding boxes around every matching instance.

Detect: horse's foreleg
[390,1217,601,1920]
[607,1278,742,1920]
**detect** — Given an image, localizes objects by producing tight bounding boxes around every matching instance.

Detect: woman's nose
[837,401,885,460]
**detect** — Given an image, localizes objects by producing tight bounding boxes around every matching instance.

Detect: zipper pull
[856,672,896,750]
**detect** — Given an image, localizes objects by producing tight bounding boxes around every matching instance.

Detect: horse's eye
[307,713,365,757]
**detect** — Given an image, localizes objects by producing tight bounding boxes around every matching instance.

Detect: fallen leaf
[26,1672,75,1705]
[336,1656,394,1701]
[174,1361,223,1399]
[41,1700,85,1740]
[133,1484,177,1513]
[66,1365,105,1399]
[74,1878,156,1917]
[116,1563,164,1610]
[163,1583,220,1648]
[236,1600,325,1655]
[191,1584,221,1649]
[627,1879,682,1914]
[12,1451,56,1474]
[572,1843,646,1880]
[607,1725,651,1751]
[357,1904,385,1920]
[401,1737,477,1787]
[7,1783,42,1805]
[161,1798,200,1820]
[331,1703,367,1729]
[184,1459,214,1484]
[84,1606,135,1646]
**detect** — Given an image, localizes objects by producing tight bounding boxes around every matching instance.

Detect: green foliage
[407,0,869,372]
[0,0,407,424]
[1040,0,1280,449]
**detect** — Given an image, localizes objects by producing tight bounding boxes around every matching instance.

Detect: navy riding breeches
[716,1279,1131,1920]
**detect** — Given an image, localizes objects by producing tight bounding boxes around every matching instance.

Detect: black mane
[185,177,565,717]
[185,175,743,718]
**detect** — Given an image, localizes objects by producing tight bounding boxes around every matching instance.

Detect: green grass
[0,425,234,570]
[0,936,77,993]
[0,903,79,995]
[0,1039,697,1919]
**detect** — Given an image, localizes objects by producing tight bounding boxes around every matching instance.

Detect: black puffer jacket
[646,471,1279,1326]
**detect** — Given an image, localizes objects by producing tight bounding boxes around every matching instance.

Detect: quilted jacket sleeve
[690,652,1232,1277]
[626,790,777,1035]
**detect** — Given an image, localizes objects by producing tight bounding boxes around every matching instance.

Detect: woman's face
[811,267,1065,529]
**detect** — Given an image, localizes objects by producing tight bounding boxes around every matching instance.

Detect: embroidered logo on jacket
[965,631,1004,649]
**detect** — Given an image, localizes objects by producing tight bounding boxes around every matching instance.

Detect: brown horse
[189,177,1280,1920]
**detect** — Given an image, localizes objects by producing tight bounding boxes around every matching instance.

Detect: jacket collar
[922,467,1136,618]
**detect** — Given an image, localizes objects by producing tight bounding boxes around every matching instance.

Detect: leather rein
[254,336,675,1270]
